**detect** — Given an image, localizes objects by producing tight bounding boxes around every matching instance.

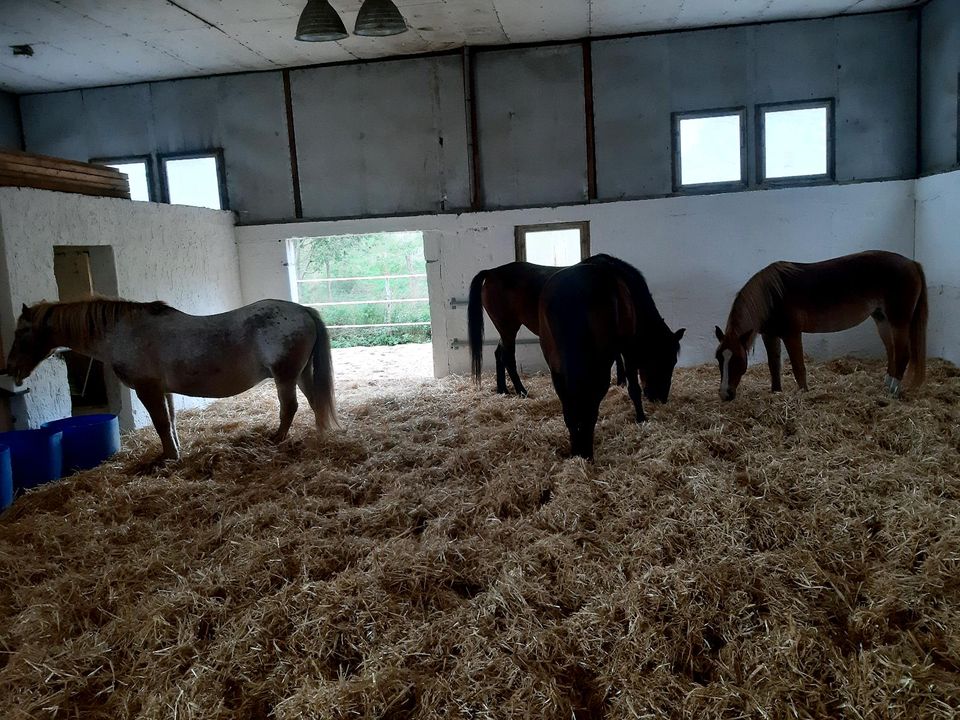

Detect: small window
[160,151,226,210]
[759,100,833,183]
[91,156,153,202]
[673,109,746,190]
[515,222,590,266]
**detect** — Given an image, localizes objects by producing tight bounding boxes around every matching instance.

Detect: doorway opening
[53,246,123,416]
[291,231,434,381]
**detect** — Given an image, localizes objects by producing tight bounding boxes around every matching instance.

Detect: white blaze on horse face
[720,349,733,396]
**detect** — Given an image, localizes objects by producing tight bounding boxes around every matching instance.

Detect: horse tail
[906,262,928,388]
[468,270,488,385]
[308,307,338,430]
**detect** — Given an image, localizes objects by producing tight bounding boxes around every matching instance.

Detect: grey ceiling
[0,0,922,94]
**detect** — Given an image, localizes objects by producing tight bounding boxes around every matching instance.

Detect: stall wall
[237,179,916,379]
[0,91,20,150]
[0,188,241,430]
[915,170,960,366]
[920,0,960,174]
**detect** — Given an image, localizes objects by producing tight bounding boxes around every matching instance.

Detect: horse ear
[714,326,724,342]
[675,328,686,341]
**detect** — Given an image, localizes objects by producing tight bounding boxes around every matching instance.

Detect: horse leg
[624,356,646,423]
[761,333,782,393]
[494,343,509,394]
[874,314,898,392]
[272,378,299,443]
[783,333,808,391]
[501,338,528,398]
[614,355,626,387]
[135,384,179,460]
[165,393,180,454]
[296,367,320,428]
[888,325,911,398]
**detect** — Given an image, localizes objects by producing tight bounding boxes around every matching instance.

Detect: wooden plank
[0,150,124,180]
[0,161,130,189]
[0,173,130,199]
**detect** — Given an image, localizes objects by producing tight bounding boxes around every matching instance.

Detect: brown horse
[714,250,927,401]
[4,298,337,460]
[540,257,684,459]
[468,260,625,396]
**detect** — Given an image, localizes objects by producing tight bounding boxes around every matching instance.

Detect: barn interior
[0,1,958,717]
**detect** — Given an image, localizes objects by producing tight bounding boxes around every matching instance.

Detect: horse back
[481,262,558,334]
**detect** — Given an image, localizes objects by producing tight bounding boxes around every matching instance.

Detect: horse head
[5,303,52,386]
[715,325,751,401]
[640,326,685,403]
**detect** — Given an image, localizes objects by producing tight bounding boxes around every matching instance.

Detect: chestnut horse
[4,298,337,460]
[540,257,684,459]
[714,250,927,401]
[468,260,625,396]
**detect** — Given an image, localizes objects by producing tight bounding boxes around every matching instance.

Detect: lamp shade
[296,0,348,42]
[354,0,408,36]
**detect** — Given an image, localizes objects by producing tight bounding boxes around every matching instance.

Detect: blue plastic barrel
[0,445,12,510]
[42,414,120,474]
[0,429,63,491]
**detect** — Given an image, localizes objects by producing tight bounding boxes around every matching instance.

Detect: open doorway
[291,231,434,382]
[52,246,123,416]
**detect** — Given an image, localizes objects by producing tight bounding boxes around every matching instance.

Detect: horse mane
[585,253,671,335]
[30,297,172,344]
[728,261,798,338]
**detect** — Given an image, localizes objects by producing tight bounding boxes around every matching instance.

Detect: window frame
[671,107,748,194]
[756,98,835,186]
[89,154,156,202]
[158,148,229,210]
[514,221,590,264]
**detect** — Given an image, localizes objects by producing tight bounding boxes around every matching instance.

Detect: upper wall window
[673,109,746,190]
[515,222,589,266]
[759,100,833,183]
[93,157,153,202]
[160,151,226,210]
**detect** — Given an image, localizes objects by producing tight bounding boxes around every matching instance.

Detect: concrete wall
[920,0,960,174]
[237,179,916,379]
[19,73,294,223]
[0,91,20,150]
[593,12,918,199]
[475,44,588,208]
[915,169,960,366]
[0,188,241,430]
[18,9,920,224]
[291,55,470,218]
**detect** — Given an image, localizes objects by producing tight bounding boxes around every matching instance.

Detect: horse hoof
[518,390,529,399]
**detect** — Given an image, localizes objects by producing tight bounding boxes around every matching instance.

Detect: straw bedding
[1,356,959,719]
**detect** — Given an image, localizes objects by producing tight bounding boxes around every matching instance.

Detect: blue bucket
[42,414,121,474]
[0,445,12,510]
[0,429,63,491]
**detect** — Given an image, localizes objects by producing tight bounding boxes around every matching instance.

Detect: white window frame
[159,149,228,210]
[757,99,835,186]
[515,222,590,265]
[672,107,747,193]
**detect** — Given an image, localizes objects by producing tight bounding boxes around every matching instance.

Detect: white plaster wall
[237,180,917,379]
[0,188,241,430]
[915,170,960,366]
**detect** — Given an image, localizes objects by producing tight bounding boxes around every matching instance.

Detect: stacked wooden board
[0,150,130,199]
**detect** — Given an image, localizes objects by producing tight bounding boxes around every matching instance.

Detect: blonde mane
[727,262,799,339]
[30,297,170,345]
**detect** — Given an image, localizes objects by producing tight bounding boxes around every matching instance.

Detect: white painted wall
[0,188,242,430]
[236,180,917,379]
[915,169,960,366]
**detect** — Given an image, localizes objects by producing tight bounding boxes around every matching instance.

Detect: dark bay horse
[468,260,625,396]
[539,257,684,459]
[4,298,337,460]
[468,261,556,396]
[714,250,927,401]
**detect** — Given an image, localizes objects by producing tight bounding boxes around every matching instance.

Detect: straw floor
[1,355,959,719]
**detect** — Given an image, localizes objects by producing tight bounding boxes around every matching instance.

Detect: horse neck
[632,291,670,337]
[726,276,774,341]
[46,305,120,359]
